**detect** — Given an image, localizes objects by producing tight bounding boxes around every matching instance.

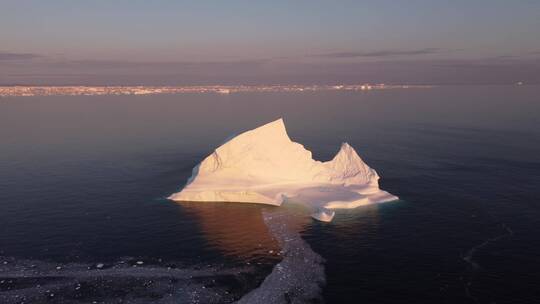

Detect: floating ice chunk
[311,208,335,222]
[169,118,398,221]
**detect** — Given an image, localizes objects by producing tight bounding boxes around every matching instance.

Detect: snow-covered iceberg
[169,118,398,222]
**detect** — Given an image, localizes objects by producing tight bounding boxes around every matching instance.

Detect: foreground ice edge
[169,118,398,222]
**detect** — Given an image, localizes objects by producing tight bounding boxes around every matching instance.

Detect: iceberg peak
[324,142,379,186]
[258,117,286,133]
[228,118,290,144]
[169,119,398,221]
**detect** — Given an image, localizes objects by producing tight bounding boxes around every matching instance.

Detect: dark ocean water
[1,85,539,303]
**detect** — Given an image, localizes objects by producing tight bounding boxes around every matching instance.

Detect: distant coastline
[0,84,432,97]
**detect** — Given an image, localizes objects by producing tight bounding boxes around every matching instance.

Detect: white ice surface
[169,118,398,221]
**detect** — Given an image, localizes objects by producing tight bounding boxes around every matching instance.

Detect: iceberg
[169,118,398,222]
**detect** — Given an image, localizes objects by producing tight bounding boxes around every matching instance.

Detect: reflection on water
[179,202,314,260]
[180,202,280,259]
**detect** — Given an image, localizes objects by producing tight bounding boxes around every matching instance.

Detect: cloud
[0,51,42,61]
[313,48,442,58]
[0,57,275,85]
[495,55,520,59]
[2,55,539,85]
[62,58,269,69]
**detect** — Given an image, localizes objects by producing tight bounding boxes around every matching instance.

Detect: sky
[1,0,540,85]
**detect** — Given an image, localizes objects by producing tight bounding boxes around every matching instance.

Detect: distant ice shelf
[0,84,431,97]
[169,118,398,222]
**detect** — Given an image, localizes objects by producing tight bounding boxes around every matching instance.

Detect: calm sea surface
[1,85,539,303]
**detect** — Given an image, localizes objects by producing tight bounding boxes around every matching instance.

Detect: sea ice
[169,118,398,221]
